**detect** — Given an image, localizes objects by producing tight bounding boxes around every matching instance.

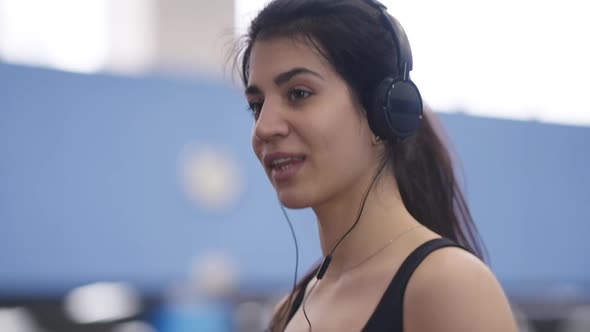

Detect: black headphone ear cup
[369,78,423,141]
[368,77,395,140]
[385,80,423,139]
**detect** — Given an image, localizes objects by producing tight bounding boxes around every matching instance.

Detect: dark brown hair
[233,0,486,330]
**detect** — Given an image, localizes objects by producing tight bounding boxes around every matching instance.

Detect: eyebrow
[245,67,324,95]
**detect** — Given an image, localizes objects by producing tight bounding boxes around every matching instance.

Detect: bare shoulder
[404,245,518,332]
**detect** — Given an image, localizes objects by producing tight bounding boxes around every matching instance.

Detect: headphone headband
[363,0,413,79]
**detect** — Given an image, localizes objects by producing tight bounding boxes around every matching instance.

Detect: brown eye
[288,89,312,102]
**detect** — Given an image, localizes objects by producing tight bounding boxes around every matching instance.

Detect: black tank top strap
[363,237,466,331]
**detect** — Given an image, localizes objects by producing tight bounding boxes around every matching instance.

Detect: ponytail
[390,110,486,259]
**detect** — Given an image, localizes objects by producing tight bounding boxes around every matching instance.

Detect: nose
[253,99,290,142]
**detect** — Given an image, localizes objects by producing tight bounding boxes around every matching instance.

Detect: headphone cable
[279,202,299,332]
[301,161,387,331]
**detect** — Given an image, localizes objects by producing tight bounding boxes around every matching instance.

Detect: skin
[246,37,518,332]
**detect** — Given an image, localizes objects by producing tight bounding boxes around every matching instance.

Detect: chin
[276,190,313,209]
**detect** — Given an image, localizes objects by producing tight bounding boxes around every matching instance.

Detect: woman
[234,0,518,331]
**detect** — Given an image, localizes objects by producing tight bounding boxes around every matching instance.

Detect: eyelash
[247,101,263,114]
[247,88,313,119]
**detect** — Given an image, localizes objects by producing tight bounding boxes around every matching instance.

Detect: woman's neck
[312,172,419,280]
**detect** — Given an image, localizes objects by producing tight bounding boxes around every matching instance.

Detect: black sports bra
[286,238,466,331]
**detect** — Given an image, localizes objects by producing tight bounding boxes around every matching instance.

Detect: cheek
[316,115,372,167]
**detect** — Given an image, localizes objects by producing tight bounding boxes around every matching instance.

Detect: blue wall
[1,63,588,296]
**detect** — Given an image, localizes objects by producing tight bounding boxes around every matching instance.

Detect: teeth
[271,157,303,167]
[276,163,292,171]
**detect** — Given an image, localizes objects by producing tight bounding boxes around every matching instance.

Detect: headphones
[364,0,423,141]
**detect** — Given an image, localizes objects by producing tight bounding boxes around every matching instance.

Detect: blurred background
[0,0,589,331]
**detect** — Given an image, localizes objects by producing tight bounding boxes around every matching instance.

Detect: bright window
[0,0,110,73]
[0,0,155,74]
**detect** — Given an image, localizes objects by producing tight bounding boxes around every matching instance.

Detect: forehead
[248,37,333,84]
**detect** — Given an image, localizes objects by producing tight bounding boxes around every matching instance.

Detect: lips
[263,152,306,182]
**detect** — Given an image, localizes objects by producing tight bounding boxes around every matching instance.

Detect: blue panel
[0,63,588,296]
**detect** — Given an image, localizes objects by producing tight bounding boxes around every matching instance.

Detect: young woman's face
[246,37,377,209]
